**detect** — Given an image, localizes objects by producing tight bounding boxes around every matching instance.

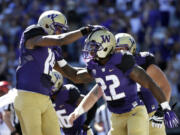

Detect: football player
[68,28,178,135]
[94,103,111,135]
[50,70,96,135]
[14,10,102,135]
[115,33,175,134]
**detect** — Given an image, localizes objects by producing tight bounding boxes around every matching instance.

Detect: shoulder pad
[112,50,132,65]
[24,24,47,43]
[116,52,135,74]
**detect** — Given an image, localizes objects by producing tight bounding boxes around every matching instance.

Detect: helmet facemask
[48,19,68,34]
[82,40,104,60]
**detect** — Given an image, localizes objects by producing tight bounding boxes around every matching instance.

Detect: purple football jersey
[16,26,63,95]
[87,52,143,114]
[52,84,85,135]
[134,52,158,113]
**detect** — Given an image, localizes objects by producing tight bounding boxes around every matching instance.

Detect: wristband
[77,69,88,75]
[57,59,67,67]
[75,106,85,116]
[160,101,171,110]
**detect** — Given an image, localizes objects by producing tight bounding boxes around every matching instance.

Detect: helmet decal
[47,14,58,21]
[129,38,135,49]
[101,35,110,43]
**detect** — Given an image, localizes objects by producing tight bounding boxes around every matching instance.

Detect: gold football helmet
[115,33,136,54]
[51,69,63,92]
[83,29,116,60]
[38,10,68,35]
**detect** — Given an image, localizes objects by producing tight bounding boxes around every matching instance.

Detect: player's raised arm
[24,10,105,49]
[68,84,103,125]
[25,27,91,48]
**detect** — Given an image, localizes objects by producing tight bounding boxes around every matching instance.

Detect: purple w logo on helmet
[101,35,110,43]
[48,14,58,21]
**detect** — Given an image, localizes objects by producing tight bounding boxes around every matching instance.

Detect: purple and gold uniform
[16,25,63,95]
[52,84,93,135]
[87,52,149,135]
[14,25,61,135]
[135,52,166,135]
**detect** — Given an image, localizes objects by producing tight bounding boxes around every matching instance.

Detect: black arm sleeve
[116,53,135,73]
[66,85,81,105]
[84,103,98,126]
[141,55,155,70]
[24,24,47,43]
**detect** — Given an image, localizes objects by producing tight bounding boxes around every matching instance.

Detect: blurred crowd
[0,0,180,133]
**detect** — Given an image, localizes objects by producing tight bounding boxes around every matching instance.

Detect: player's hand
[150,102,179,128]
[164,102,179,128]
[80,25,107,36]
[68,111,80,125]
[87,24,107,32]
[150,106,164,128]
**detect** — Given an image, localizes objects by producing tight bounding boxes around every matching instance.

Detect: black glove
[150,102,179,128]
[150,106,164,128]
[80,25,107,36]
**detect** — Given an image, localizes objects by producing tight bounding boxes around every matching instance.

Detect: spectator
[94,103,111,135]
